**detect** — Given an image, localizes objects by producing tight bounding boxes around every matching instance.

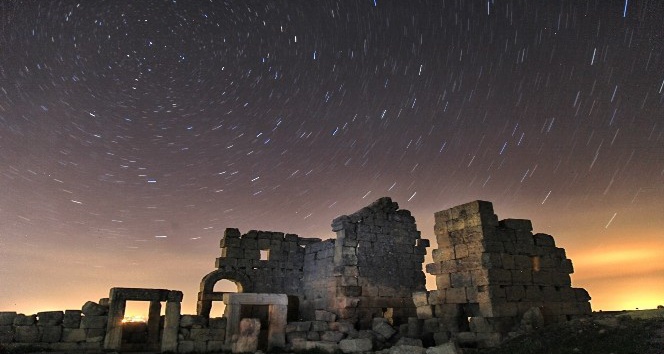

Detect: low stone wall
[176,315,227,353]
[0,300,108,351]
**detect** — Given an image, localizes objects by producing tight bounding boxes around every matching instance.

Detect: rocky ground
[465,309,664,354]
[2,310,663,354]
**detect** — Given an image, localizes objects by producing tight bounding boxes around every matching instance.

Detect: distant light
[155,235,167,238]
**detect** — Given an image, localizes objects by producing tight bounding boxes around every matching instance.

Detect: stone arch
[196,268,253,318]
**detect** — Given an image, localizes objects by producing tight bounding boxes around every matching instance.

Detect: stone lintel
[222,293,288,306]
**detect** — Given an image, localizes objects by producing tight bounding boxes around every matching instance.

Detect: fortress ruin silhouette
[0,198,591,352]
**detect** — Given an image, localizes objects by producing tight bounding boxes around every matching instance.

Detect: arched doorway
[196,269,252,318]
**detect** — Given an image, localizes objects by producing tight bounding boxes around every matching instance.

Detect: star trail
[1,0,662,314]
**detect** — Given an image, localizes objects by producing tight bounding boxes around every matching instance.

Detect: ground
[465,309,664,354]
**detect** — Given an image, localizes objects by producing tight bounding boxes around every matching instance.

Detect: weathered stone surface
[307,340,340,353]
[315,309,337,322]
[209,328,226,341]
[189,328,210,341]
[425,341,462,354]
[81,315,107,329]
[321,330,345,343]
[39,325,62,343]
[286,321,311,332]
[13,314,36,326]
[63,310,82,328]
[209,317,227,329]
[395,337,423,347]
[180,315,207,328]
[62,328,86,342]
[0,326,14,343]
[178,340,195,353]
[390,345,427,354]
[37,311,64,326]
[520,307,545,332]
[231,318,261,353]
[51,342,102,351]
[0,312,17,326]
[81,301,107,316]
[85,328,106,343]
[339,338,373,353]
[372,318,396,339]
[14,325,39,342]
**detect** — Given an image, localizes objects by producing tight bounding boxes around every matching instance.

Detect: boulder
[81,301,107,316]
[321,330,345,342]
[425,341,462,354]
[395,337,423,347]
[372,318,397,339]
[231,318,261,353]
[339,338,373,353]
[390,345,426,354]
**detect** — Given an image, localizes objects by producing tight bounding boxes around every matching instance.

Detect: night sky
[1,0,663,316]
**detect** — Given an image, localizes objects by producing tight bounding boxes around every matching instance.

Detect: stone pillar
[223,299,242,347]
[161,301,180,353]
[147,300,162,350]
[103,295,126,351]
[267,304,287,350]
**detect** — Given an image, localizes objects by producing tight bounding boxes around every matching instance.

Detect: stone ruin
[0,198,591,353]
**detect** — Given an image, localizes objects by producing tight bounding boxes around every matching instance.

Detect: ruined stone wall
[0,301,109,352]
[330,197,427,328]
[301,239,337,320]
[214,228,318,294]
[416,200,591,348]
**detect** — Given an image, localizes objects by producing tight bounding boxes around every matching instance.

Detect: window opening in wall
[260,249,270,260]
[121,301,151,351]
[532,256,541,272]
[213,279,239,316]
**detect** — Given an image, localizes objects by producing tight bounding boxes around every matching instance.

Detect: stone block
[51,342,101,351]
[207,340,227,352]
[329,321,356,334]
[62,328,86,342]
[0,312,17,326]
[505,286,526,301]
[372,318,396,339]
[451,272,473,288]
[434,332,450,349]
[396,337,423,347]
[81,301,107,316]
[416,306,434,319]
[339,338,373,353]
[81,315,107,329]
[189,328,210,341]
[180,315,207,328]
[445,288,467,304]
[178,340,195,353]
[477,332,503,348]
[306,331,320,341]
[15,325,39,342]
[533,233,555,246]
[315,309,337,322]
[85,328,106,343]
[321,330,345,342]
[311,320,329,332]
[0,326,14,343]
[573,288,591,302]
[287,331,307,343]
[286,321,311,332]
[426,341,462,354]
[209,328,226,341]
[13,314,36,326]
[39,325,62,343]
[413,291,429,306]
[391,345,427,354]
[193,340,207,353]
[209,317,227,329]
[36,311,64,326]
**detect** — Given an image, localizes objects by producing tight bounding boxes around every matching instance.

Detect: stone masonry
[414,200,591,348]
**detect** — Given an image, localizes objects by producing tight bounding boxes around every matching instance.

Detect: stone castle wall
[301,239,337,320]
[330,197,428,328]
[0,301,109,352]
[414,200,591,348]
